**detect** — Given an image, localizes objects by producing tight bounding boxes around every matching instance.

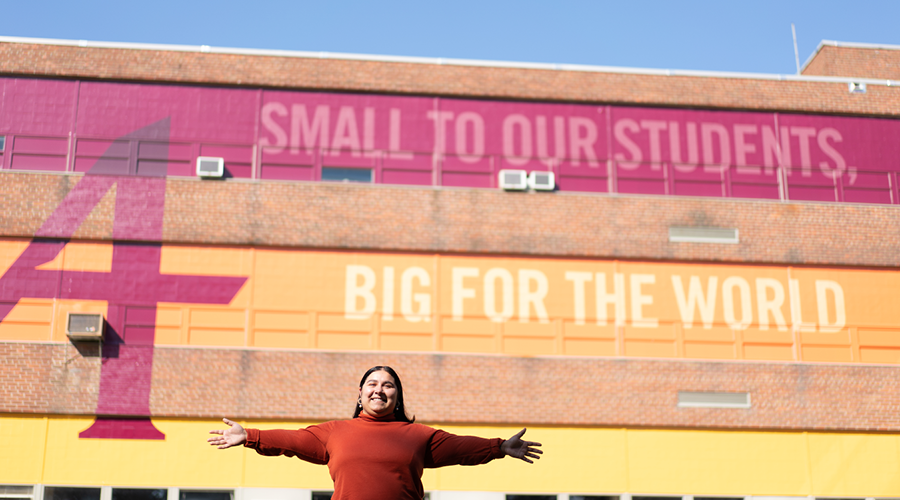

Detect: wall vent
[66,312,104,341]
[196,156,225,178]
[669,227,739,244]
[849,82,867,94]
[498,169,528,190]
[677,391,750,408]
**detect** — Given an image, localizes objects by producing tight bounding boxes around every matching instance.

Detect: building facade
[1,36,899,500]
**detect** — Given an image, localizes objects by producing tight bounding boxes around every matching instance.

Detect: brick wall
[3,342,899,431]
[2,172,899,267]
[804,44,900,81]
[3,42,900,116]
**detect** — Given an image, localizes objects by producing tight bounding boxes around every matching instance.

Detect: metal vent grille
[503,171,525,185]
[669,227,739,244]
[0,486,33,496]
[678,391,751,408]
[197,158,221,173]
[68,313,101,333]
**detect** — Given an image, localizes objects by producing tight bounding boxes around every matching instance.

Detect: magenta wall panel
[0,79,76,136]
[10,154,67,171]
[2,76,900,205]
[382,169,432,186]
[260,164,315,181]
[76,82,258,144]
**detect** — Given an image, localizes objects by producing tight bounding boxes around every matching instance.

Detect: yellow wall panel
[0,414,47,483]
[626,430,811,496]
[807,433,900,496]
[4,416,900,496]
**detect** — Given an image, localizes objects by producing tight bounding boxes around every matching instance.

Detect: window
[179,492,231,500]
[571,496,618,500]
[321,167,372,183]
[0,136,5,151]
[0,485,34,500]
[44,488,101,500]
[112,489,167,500]
[311,493,332,500]
[506,496,556,500]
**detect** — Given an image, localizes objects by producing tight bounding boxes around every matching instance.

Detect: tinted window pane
[572,497,618,500]
[506,496,556,500]
[113,490,167,500]
[321,167,372,183]
[179,492,231,500]
[44,488,101,500]
[311,493,332,500]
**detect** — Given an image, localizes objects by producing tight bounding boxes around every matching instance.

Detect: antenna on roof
[791,24,801,74]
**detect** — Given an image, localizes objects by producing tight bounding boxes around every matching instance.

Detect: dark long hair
[353,365,414,422]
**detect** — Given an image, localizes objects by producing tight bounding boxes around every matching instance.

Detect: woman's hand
[207,418,247,449]
[501,428,542,463]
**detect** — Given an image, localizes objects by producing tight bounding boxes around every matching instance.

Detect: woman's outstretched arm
[208,418,247,449]
[500,428,542,464]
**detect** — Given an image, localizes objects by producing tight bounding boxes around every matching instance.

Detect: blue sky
[4,0,899,75]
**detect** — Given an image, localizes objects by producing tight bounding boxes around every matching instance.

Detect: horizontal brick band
[3,42,900,116]
[3,343,899,432]
[1,172,899,267]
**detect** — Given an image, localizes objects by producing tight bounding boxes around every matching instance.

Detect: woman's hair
[353,365,414,423]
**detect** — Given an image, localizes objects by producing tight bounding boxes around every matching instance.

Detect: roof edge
[801,39,900,74]
[3,35,900,88]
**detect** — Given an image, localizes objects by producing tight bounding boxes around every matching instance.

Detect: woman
[208,366,542,500]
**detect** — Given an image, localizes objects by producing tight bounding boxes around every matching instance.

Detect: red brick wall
[3,342,899,431]
[3,42,900,116]
[2,172,899,268]
[804,44,900,81]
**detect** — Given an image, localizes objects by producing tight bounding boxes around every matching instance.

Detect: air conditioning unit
[498,169,528,190]
[66,313,104,341]
[196,156,225,178]
[528,171,556,191]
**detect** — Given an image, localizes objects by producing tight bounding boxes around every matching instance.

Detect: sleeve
[243,423,333,465]
[424,428,505,468]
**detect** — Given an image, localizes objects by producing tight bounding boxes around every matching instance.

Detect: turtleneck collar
[358,411,397,422]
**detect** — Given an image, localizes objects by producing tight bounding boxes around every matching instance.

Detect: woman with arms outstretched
[208,366,542,500]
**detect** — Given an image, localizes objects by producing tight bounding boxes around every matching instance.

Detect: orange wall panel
[4,240,900,364]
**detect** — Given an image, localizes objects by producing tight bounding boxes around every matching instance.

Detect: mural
[1,77,899,203]
[0,120,247,439]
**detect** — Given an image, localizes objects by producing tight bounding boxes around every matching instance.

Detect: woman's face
[359,370,398,418]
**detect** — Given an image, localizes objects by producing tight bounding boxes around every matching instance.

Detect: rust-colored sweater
[244,413,505,500]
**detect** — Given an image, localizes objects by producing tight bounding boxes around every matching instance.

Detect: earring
[358,398,362,408]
